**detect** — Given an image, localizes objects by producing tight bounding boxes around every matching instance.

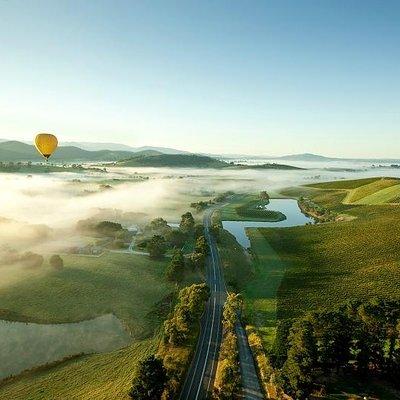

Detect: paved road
[179,208,264,400]
[179,208,226,400]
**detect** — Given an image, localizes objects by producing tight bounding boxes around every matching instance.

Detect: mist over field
[1,165,399,254]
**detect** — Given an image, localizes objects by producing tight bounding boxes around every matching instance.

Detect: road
[179,208,264,400]
[179,208,226,400]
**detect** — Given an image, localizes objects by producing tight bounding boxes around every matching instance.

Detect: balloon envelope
[35,133,58,160]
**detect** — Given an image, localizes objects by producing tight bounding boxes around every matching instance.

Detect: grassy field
[220,194,285,221]
[260,203,400,321]
[0,252,171,339]
[244,229,287,348]
[304,176,400,205]
[0,249,204,398]
[0,338,157,400]
[245,178,400,347]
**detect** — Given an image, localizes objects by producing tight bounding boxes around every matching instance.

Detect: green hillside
[242,177,400,349]
[118,153,228,168]
[306,176,400,205]
[0,338,157,400]
[0,253,170,339]
[0,141,135,162]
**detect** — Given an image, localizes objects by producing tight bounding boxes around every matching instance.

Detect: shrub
[49,254,64,270]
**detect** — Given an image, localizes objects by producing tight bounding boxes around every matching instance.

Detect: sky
[0,0,399,157]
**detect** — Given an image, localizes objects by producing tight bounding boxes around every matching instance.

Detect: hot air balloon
[34,133,58,160]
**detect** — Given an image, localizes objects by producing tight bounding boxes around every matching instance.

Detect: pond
[222,199,313,248]
[0,314,131,379]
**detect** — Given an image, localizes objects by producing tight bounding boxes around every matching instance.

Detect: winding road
[179,208,264,399]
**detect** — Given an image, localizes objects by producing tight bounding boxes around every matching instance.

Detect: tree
[146,217,170,233]
[260,191,270,201]
[20,252,44,268]
[194,223,204,238]
[49,254,64,270]
[222,293,243,331]
[164,311,190,345]
[129,355,167,399]
[95,221,123,236]
[147,235,166,259]
[179,212,195,233]
[187,252,205,270]
[195,235,208,255]
[166,249,185,282]
[165,229,186,248]
[282,318,318,399]
[214,331,241,399]
[163,283,210,345]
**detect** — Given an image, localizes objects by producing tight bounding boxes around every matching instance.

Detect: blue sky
[1,0,399,157]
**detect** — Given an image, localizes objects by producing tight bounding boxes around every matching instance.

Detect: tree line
[213,293,243,400]
[273,298,400,398]
[129,283,210,399]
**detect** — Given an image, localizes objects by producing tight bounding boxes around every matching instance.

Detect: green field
[0,338,157,400]
[244,229,287,348]
[0,253,171,339]
[0,249,204,398]
[220,194,285,222]
[305,176,400,205]
[244,177,400,348]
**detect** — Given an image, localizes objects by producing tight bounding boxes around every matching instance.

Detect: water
[222,199,313,248]
[0,314,131,379]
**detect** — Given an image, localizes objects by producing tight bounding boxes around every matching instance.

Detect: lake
[0,314,131,379]
[222,199,313,248]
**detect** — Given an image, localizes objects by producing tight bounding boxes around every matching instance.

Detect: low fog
[1,165,399,266]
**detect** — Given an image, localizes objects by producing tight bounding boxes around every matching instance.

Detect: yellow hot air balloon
[34,133,58,160]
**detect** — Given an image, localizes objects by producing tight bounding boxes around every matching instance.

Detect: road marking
[180,209,223,400]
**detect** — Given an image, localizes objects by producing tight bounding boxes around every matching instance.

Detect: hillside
[239,177,400,351]
[62,141,190,154]
[306,176,400,205]
[0,141,134,162]
[117,153,228,168]
[233,162,304,170]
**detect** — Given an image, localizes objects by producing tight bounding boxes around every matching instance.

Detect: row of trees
[164,283,210,345]
[276,298,400,398]
[165,234,209,283]
[213,293,242,399]
[190,191,235,213]
[129,284,210,400]
[1,247,63,270]
[142,213,197,259]
[298,196,336,223]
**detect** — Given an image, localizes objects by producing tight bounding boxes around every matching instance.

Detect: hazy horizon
[1,1,399,158]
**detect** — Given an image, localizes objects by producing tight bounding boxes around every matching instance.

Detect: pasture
[243,177,400,349]
[306,176,400,205]
[0,338,157,400]
[0,252,171,339]
[220,194,285,221]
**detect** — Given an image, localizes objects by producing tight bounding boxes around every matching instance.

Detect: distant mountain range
[0,139,398,165]
[221,152,400,163]
[0,141,135,162]
[0,140,301,170]
[61,141,190,155]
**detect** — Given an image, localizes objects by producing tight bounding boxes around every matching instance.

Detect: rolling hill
[0,141,134,162]
[61,141,190,154]
[117,153,228,168]
[307,177,400,205]
[0,140,303,169]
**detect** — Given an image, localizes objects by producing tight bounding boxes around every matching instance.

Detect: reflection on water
[222,199,313,248]
[0,314,131,379]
